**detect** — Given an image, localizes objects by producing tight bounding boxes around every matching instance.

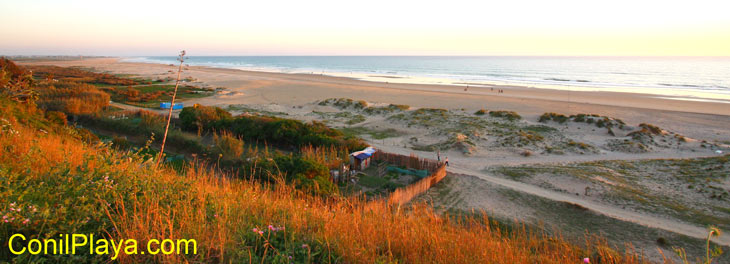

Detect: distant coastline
[123,56,730,103]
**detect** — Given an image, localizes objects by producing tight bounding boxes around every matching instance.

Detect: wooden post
[156,50,186,168]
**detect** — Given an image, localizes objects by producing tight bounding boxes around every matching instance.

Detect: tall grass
[0,95,651,263]
[214,130,245,159]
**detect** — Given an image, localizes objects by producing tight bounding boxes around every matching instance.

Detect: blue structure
[160,102,183,110]
[349,147,377,170]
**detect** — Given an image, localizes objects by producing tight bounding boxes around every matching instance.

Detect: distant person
[445,157,449,167]
[437,150,441,161]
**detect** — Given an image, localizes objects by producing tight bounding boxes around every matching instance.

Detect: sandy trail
[368,140,729,246]
[444,165,730,246]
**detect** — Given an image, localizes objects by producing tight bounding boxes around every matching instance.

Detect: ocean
[126,56,730,102]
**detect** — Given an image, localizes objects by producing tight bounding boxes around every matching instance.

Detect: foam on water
[123,56,730,102]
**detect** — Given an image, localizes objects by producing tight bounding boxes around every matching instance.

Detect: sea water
[126,56,730,102]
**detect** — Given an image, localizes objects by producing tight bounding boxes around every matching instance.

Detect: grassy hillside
[0,59,651,263]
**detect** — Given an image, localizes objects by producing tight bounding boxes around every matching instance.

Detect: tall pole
[156,50,185,167]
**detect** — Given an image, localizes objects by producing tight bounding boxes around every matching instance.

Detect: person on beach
[437,150,441,161]
[445,157,449,167]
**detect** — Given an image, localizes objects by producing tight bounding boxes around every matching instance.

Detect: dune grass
[0,93,651,263]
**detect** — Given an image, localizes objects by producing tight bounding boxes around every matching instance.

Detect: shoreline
[127,58,730,115]
[123,56,730,103]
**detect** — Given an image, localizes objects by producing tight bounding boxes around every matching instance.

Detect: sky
[1,0,730,56]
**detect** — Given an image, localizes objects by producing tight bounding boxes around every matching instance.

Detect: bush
[209,113,367,151]
[138,110,164,130]
[539,112,568,123]
[214,131,244,159]
[474,109,487,116]
[179,104,233,134]
[639,123,662,135]
[257,155,337,195]
[35,81,110,116]
[45,111,68,126]
[489,110,521,121]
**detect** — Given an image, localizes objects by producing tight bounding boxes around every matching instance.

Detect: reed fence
[371,151,447,205]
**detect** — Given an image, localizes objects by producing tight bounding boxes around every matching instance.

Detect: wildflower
[23,219,30,225]
[301,244,309,249]
[268,225,274,231]
[214,214,218,218]
[583,257,590,263]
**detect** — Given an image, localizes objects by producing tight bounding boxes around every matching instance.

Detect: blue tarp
[354,153,371,160]
[160,102,183,110]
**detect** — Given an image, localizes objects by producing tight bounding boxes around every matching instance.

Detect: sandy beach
[20,57,730,142]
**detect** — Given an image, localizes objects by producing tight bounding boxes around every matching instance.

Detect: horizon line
[5,54,730,58]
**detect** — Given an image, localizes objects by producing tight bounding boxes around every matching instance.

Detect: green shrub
[179,104,233,134]
[214,131,244,159]
[489,110,521,121]
[211,114,367,151]
[474,109,487,116]
[539,112,568,123]
[258,155,337,195]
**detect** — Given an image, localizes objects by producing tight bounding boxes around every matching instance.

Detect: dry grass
[0,96,649,263]
[213,130,245,159]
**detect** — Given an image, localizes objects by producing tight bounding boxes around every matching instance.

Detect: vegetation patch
[492,156,730,230]
[362,104,410,115]
[318,98,368,109]
[539,112,569,123]
[489,110,521,121]
[339,126,403,140]
[182,105,368,151]
[225,104,289,116]
[26,65,140,85]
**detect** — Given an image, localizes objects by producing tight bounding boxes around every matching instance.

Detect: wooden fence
[371,152,442,173]
[371,151,447,205]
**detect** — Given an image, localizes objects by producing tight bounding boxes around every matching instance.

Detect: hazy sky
[1,0,729,56]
